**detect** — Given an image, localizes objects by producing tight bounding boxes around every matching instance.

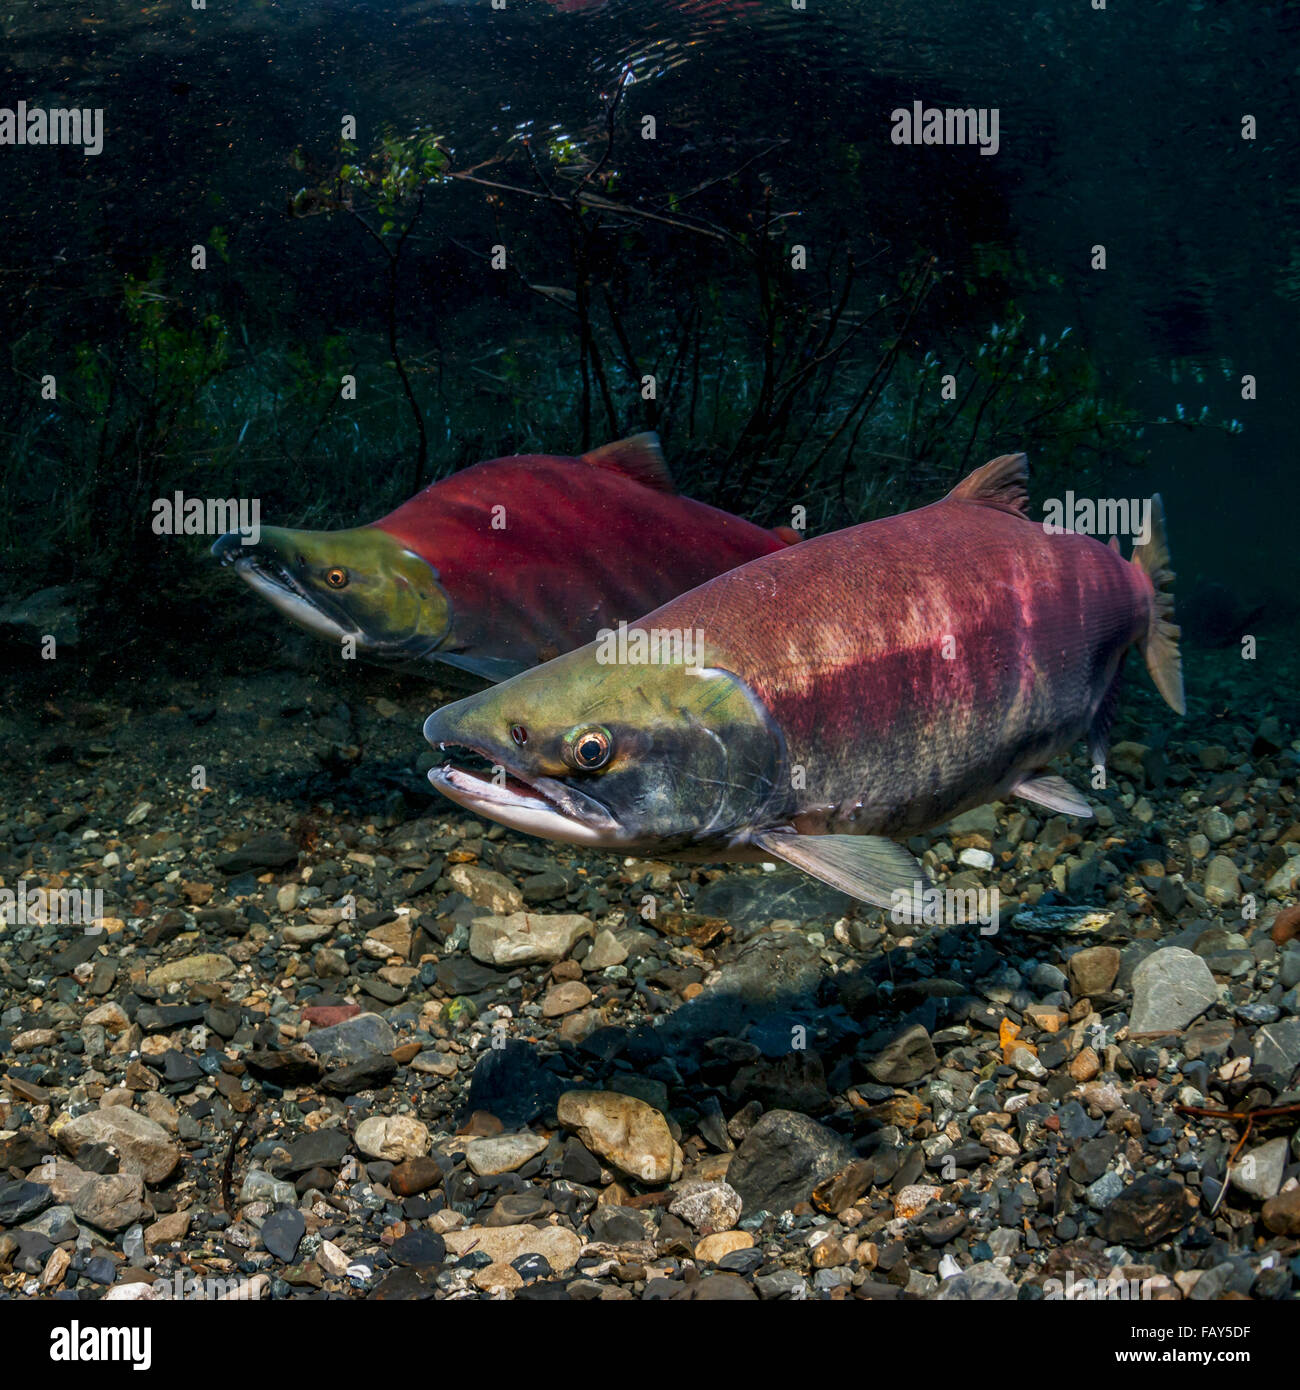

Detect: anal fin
[752,830,926,911]
[1012,774,1093,818]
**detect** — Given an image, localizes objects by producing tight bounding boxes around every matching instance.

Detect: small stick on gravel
[221,1109,256,1214]
[1174,1101,1300,1215]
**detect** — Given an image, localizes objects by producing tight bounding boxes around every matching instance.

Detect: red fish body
[650,466,1162,838]
[374,442,796,673]
[214,433,796,681]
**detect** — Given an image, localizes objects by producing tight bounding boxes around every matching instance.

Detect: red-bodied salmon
[213,433,798,681]
[421,452,1184,907]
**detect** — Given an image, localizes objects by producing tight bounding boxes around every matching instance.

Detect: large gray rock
[1203,855,1240,908]
[57,1107,180,1184]
[1252,1017,1300,1082]
[865,1023,937,1085]
[305,1011,396,1063]
[1230,1136,1288,1200]
[936,1260,1018,1300]
[726,1110,853,1215]
[1266,857,1300,899]
[1129,947,1217,1034]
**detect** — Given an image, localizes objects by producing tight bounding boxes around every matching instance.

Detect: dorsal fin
[579,432,674,493]
[946,452,1030,516]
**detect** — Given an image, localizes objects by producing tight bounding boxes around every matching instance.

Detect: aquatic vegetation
[0,81,1235,662]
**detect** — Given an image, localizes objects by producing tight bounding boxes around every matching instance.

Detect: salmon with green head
[424,640,790,849]
[423,452,1185,908]
[214,433,799,681]
[212,523,451,661]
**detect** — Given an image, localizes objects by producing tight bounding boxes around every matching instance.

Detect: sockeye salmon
[213,433,798,682]
[420,452,1184,908]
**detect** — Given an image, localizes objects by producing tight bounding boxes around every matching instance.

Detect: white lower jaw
[235,564,354,643]
[428,766,615,847]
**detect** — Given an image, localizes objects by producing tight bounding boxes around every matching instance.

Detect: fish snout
[422,705,467,750]
[212,531,251,564]
[422,708,444,747]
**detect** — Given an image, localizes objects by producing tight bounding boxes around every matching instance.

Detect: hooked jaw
[212,532,359,643]
[422,708,624,846]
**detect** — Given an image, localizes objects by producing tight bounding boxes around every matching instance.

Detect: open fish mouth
[213,536,359,643]
[424,736,622,845]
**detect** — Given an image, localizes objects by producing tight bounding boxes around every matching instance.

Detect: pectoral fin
[436,651,530,683]
[1012,774,1093,818]
[752,830,926,911]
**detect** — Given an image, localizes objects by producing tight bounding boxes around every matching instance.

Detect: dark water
[5,3,1300,1314]
[2,0,1298,654]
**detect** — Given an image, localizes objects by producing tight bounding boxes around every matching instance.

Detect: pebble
[306,1012,397,1062]
[583,929,628,970]
[894,1184,943,1220]
[1199,808,1234,846]
[469,912,594,967]
[1203,854,1240,907]
[240,1170,297,1206]
[557,1090,681,1184]
[70,1172,148,1232]
[1067,945,1120,996]
[1230,1137,1288,1200]
[448,863,525,914]
[541,980,593,1016]
[144,1210,191,1250]
[1129,947,1218,1034]
[145,953,235,987]
[668,1180,743,1233]
[695,1230,753,1263]
[1261,1187,1300,1236]
[934,1261,1018,1300]
[1266,857,1300,898]
[1096,1175,1194,1249]
[464,1133,549,1177]
[443,1224,583,1274]
[866,1023,937,1084]
[1252,1017,1300,1079]
[56,1106,181,1183]
[354,1115,431,1162]
[261,1207,307,1262]
[0,1180,52,1225]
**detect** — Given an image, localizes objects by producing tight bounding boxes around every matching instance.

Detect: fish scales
[604,496,1149,835]
[420,451,1183,908]
[376,454,785,663]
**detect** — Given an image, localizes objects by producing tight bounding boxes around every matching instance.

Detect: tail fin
[772,525,803,546]
[1131,494,1185,715]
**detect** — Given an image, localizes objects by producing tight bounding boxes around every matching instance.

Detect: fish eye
[325,567,349,589]
[510,724,528,747]
[565,724,612,771]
